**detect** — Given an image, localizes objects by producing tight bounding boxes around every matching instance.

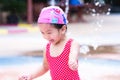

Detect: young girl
[19,6,80,80]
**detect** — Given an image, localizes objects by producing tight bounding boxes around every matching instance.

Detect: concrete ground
[0,14,120,80]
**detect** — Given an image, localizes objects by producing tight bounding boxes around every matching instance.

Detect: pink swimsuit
[46,39,80,80]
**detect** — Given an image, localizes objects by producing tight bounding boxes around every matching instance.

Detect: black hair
[51,24,67,30]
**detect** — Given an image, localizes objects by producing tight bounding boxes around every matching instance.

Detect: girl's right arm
[19,48,49,80]
[30,49,49,79]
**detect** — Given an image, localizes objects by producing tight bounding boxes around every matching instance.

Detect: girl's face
[38,23,66,45]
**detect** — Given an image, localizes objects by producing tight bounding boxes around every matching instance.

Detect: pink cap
[37,6,68,24]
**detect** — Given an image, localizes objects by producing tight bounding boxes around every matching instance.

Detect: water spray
[65,0,69,17]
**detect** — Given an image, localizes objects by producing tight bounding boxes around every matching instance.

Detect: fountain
[86,0,111,51]
[49,0,55,6]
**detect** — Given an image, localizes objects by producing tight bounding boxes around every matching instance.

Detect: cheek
[51,33,59,39]
[51,34,57,39]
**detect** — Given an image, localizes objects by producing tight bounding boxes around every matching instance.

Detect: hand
[68,60,78,71]
[18,75,32,80]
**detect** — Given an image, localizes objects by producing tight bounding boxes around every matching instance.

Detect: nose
[43,35,50,40]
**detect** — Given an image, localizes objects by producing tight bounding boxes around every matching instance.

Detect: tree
[0,0,26,14]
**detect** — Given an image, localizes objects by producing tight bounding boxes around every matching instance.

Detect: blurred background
[0,0,120,24]
[0,0,120,80]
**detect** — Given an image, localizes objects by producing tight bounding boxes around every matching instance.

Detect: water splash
[91,43,99,50]
[90,0,111,22]
[65,0,69,17]
[90,0,110,15]
[84,0,112,51]
[86,0,111,16]
[80,45,90,54]
[49,0,55,6]
[91,0,111,50]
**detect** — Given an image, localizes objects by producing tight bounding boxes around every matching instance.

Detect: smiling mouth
[49,39,54,43]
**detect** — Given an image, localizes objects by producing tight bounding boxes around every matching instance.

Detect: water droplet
[80,45,90,54]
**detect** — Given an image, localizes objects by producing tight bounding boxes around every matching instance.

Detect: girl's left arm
[68,40,80,70]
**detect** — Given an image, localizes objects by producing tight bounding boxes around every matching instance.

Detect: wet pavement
[0,56,120,80]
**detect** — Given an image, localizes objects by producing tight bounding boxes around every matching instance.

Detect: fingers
[18,75,31,80]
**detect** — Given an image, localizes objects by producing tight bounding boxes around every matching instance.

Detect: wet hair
[51,24,67,30]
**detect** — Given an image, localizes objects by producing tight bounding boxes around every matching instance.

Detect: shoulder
[71,39,80,47]
[69,39,80,60]
[43,42,50,56]
[70,39,80,52]
[42,43,49,68]
[45,42,51,49]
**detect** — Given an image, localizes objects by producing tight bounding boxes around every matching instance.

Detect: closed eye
[41,32,44,35]
[47,32,52,34]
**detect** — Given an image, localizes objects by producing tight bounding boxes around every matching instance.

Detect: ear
[61,25,67,34]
